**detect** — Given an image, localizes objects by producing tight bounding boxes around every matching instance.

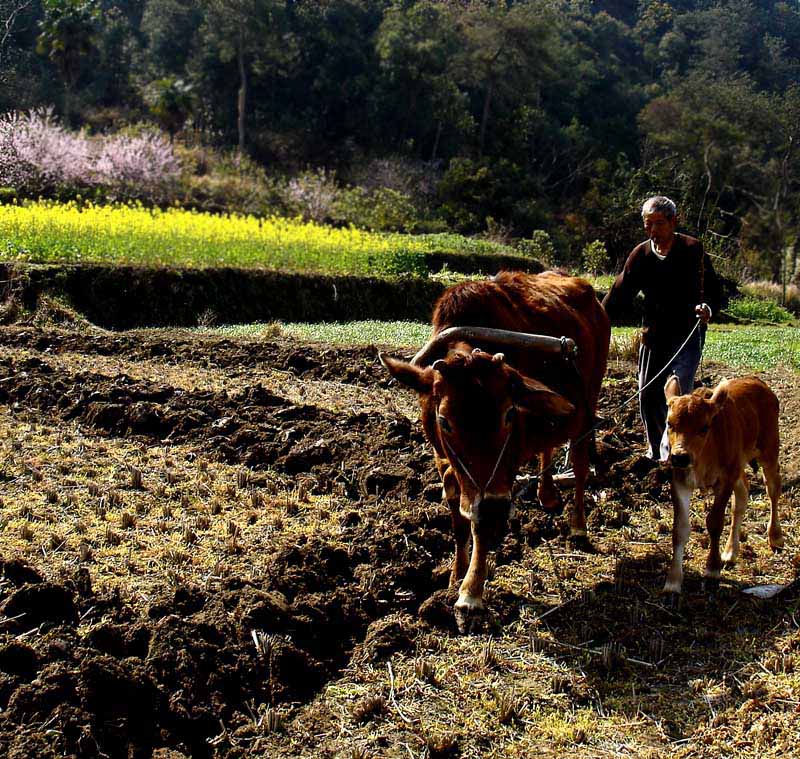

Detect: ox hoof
[769,534,785,552]
[662,590,681,610]
[454,596,485,635]
[702,576,720,595]
[720,549,737,564]
[566,531,595,553]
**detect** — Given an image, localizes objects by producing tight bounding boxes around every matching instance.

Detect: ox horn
[410,326,577,367]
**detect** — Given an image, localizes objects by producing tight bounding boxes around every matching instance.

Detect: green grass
[723,296,796,324]
[211,322,800,373]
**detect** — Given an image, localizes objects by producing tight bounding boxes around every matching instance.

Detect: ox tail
[750,459,759,475]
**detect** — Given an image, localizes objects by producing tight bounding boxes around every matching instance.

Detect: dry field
[0,324,798,758]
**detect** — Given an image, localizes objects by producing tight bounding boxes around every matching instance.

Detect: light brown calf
[663,375,783,593]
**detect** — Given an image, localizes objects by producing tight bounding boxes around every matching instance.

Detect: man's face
[643,211,676,248]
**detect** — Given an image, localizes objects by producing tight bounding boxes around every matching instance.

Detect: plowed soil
[0,325,798,759]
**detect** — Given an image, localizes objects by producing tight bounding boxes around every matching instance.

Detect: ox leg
[454,523,490,634]
[763,459,784,551]
[537,448,562,512]
[721,476,748,563]
[664,476,692,594]
[568,439,590,539]
[441,464,470,587]
[705,483,734,584]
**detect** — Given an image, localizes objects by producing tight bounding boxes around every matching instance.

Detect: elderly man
[602,196,722,461]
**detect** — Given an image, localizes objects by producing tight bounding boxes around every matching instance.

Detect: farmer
[602,196,722,462]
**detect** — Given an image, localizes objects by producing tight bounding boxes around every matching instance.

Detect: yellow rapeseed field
[0,199,443,273]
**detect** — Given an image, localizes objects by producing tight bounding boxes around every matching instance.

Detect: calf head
[665,375,729,469]
[380,349,574,531]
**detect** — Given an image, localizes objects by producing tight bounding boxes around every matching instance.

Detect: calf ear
[379,353,433,393]
[664,374,681,401]
[512,375,575,418]
[709,379,729,412]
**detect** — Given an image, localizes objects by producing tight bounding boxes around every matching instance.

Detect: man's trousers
[638,327,705,461]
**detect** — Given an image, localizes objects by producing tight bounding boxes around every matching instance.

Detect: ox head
[380,345,574,531]
[665,375,729,469]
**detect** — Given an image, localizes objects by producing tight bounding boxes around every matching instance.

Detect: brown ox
[664,375,783,594]
[379,271,610,631]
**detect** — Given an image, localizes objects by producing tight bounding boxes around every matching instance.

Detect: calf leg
[537,448,561,511]
[705,483,734,581]
[762,458,784,550]
[721,475,748,563]
[438,460,469,587]
[454,522,491,634]
[664,475,692,593]
[569,438,590,538]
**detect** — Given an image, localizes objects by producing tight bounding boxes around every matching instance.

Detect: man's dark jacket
[601,233,722,348]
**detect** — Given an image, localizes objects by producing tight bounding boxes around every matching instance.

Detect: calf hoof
[454,595,485,635]
[720,549,737,564]
[566,531,594,553]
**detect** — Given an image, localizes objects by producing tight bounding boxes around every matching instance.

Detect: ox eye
[700,424,710,433]
[438,415,452,433]
[505,407,517,425]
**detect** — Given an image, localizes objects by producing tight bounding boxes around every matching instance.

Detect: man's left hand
[695,303,712,323]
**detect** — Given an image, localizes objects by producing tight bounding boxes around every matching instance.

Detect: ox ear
[512,375,575,418]
[664,374,682,403]
[379,353,433,393]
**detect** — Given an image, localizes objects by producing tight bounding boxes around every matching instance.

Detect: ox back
[380,270,610,632]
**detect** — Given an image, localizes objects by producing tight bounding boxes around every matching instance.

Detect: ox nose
[670,452,691,469]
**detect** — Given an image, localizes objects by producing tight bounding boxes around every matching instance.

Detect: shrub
[347,155,441,204]
[176,146,281,216]
[741,280,800,316]
[724,296,795,324]
[581,239,609,276]
[334,186,419,232]
[437,157,541,234]
[0,108,180,203]
[94,131,181,202]
[515,230,556,266]
[281,167,340,223]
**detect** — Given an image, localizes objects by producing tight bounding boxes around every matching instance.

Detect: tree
[375,1,468,160]
[1,0,33,52]
[640,75,800,280]
[36,0,99,122]
[450,1,559,158]
[200,0,292,153]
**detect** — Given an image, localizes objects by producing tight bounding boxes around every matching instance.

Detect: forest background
[1,0,799,286]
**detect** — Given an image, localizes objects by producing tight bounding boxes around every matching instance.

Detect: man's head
[642,195,677,250]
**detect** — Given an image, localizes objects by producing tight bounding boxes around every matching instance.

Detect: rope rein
[524,315,704,493]
[441,423,513,497]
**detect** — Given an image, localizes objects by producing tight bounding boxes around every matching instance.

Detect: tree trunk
[478,77,494,158]
[237,28,247,154]
[431,121,442,163]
